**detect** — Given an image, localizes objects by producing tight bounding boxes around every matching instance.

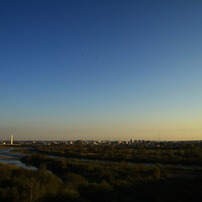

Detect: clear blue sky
[1,0,202,140]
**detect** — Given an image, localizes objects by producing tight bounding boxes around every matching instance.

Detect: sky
[1,0,202,141]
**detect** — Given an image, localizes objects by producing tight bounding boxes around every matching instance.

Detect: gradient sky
[1,0,202,141]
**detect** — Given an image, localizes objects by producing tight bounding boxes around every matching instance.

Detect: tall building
[10,134,13,145]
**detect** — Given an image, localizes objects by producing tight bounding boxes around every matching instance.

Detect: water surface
[0,148,37,170]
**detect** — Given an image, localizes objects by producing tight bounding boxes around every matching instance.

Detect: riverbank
[0,162,21,169]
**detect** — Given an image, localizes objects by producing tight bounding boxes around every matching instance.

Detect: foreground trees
[0,164,63,201]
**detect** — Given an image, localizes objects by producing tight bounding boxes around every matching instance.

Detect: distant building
[10,134,13,145]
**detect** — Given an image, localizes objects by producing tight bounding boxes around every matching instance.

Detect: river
[0,148,37,170]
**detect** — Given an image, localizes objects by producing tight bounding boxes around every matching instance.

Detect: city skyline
[1,0,202,141]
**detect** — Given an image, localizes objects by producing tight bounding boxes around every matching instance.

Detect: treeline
[34,142,202,165]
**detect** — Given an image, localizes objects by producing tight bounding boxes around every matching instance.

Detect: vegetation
[34,142,202,165]
[1,143,202,201]
[0,163,72,201]
[20,153,202,202]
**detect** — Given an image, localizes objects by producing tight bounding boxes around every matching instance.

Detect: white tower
[10,134,13,145]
